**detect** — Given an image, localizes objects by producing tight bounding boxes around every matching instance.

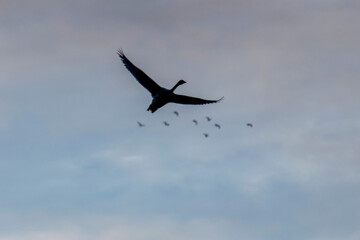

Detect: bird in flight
[163,121,170,126]
[247,123,253,128]
[214,123,221,129]
[137,121,145,127]
[173,111,179,117]
[118,50,223,113]
[205,116,211,121]
[192,119,198,125]
[203,133,209,138]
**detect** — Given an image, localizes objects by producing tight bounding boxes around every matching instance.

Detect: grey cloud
[1,0,360,239]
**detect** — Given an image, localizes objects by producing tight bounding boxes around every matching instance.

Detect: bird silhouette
[137,121,145,127]
[173,111,179,116]
[247,123,253,128]
[203,133,209,138]
[118,50,223,113]
[205,116,211,121]
[163,121,170,126]
[214,123,221,129]
[192,119,198,125]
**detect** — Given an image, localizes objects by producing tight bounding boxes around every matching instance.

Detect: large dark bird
[173,111,179,117]
[192,119,198,125]
[205,116,211,122]
[247,123,253,128]
[214,123,221,129]
[163,121,170,126]
[118,50,223,113]
[203,133,209,138]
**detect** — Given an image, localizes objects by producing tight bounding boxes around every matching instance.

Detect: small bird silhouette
[206,116,211,121]
[214,123,221,129]
[163,121,170,126]
[137,121,145,127]
[192,119,198,125]
[173,111,179,116]
[247,123,253,128]
[203,133,209,138]
[118,50,223,113]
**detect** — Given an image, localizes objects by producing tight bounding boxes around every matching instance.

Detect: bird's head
[170,80,187,92]
[178,79,186,85]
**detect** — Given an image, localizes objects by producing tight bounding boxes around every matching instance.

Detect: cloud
[0,229,82,240]
[0,216,238,240]
[0,101,14,131]
[1,0,360,239]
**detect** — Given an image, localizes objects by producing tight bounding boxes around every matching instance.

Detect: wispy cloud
[0,0,359,239]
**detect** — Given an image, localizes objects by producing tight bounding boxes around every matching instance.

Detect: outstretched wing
[170,94,223,105]
[118,49,161,96]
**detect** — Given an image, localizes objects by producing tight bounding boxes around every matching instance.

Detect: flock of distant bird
[118,49,253,135]
[136,110,253,138]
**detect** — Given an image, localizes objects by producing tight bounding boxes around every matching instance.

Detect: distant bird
[247,123,253,128]
[214,123,221,129]
[206,116,211,121]
[137,121,145,127]
[203,133,209,138]
[173,111,179,117]
[118,50,223,113]
[163,121,170,126]
[192,119,198,125]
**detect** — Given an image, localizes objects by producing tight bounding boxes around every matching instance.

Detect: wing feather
[117,49,161,96]
[170,94,223,105]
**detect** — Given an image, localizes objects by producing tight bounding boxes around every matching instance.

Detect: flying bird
[214,123,221,129]
[163,121,170,126]
[137,121,145,127]
[192,119,198,125]
[118,50,223,113]
[205,116,211,121]
[247,123,253,128]
[173,111,179,117]
[203,133,209,138]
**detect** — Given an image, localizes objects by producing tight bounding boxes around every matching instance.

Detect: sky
[1,0,360,239]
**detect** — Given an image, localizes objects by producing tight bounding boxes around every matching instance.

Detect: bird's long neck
[170,81,183,92]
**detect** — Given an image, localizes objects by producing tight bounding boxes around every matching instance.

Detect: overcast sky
[1,0,360,239]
